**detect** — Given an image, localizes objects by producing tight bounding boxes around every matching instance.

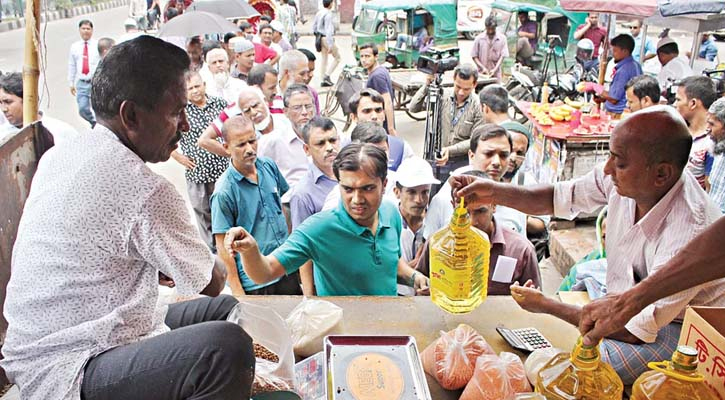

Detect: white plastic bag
[524,347,562,386]
[285,297,344,357]
[227,302,296,393]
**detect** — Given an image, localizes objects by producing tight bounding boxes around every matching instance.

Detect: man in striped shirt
[451,106,725,384]
[707,98,725,213]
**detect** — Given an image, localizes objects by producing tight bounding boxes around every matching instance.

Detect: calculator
[496,327,552,352]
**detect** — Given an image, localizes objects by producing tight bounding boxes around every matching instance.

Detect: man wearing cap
[656,37,693,95]
[417,169,542,295]
[229,37,256,82]
[270,20,293,53]
[394,157,439,266]
[204,48,247,104]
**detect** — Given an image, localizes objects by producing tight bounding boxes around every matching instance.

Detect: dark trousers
[81,295,254,400]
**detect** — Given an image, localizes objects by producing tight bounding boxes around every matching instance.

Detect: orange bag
[421,324,495,390]
[460,352,531,400]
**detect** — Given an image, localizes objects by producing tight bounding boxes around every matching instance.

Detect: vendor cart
[390,69,498,121]
[517,100,610,185]
[241,295,579,399]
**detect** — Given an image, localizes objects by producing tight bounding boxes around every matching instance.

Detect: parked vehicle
[351,0,459,69]
[457,0,495,40]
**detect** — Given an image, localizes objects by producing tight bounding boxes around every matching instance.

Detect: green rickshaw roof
[492,0,584,22]
[361,0,458,40]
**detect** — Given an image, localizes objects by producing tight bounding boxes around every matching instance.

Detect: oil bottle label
[430,262,473,300]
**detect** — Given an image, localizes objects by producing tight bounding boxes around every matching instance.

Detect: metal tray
[323,335,431,400]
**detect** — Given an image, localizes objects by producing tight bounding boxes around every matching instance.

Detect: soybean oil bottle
[428,198,490,314]
[630,345,719,400]
[536,337,623,400]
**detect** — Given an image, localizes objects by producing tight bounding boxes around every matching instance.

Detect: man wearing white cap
[393,157,439,266]
[204,48,247,104]
[229,37,256,82]
[270,20,293,52]
[656,37,693,96]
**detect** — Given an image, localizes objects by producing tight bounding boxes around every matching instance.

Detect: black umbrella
[188,0,260,20]
[157,11,241,37]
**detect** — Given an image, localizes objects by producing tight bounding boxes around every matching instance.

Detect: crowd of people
[1,6,725,400]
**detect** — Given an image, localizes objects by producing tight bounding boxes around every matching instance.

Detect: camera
[547,35,563,48]
[416,48,459,75]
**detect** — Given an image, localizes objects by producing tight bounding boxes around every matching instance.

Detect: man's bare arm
[197,124,229,157]
[225,227,287,284]
[452,175,556,216]
[200,255,228,296]
[581,216,725,344]
[382,92,396,135]
[215,234,245,296]
[300,260,317,296]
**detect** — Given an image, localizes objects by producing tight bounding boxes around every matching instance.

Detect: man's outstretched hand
[224,227,258,256]
[579,292,640,346]
[450,175,497,209]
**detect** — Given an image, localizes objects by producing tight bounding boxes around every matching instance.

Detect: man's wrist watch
[409,271,418,287]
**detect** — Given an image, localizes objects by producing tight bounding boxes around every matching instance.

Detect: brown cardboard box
[678,306,725,399]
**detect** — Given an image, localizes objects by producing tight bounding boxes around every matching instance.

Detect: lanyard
[451,98,470,127]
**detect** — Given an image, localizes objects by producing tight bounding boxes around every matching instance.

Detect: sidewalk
[296,21,352,36]
[0,0,129,33]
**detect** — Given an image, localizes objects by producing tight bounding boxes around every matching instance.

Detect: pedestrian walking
[313,0,340,87]
[67,19,99,127]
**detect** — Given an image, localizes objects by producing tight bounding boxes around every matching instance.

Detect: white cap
[231,37,254,53]
[124,18,138,27]
[395,157,440,188]
[269,20,284,33]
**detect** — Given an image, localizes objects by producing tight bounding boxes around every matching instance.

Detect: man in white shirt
[2,35,253,400]
[656,37,693,97]
[203,48,247,104]
[1,72,79,144]
[258,83,312,196]
[68,19,99,127]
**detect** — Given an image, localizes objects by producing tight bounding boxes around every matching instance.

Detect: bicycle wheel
[405,108,426,121]
[322,87,341,117]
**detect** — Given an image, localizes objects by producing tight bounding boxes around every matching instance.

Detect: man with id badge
[211,115,302,296]
[416,170,541,295]
[409,64,483,178]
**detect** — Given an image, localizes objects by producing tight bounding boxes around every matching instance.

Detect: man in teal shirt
[211,115,302,296]
[223,143,430,296]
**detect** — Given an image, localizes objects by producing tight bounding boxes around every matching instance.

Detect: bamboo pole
[22,0,40,126]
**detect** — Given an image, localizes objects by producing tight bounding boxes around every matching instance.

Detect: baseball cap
[231,37,254,53]
[395,157,440,188]
[657,36,676,51]
[269,20,284,33]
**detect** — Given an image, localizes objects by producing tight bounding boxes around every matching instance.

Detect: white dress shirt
[658,56,693,92]
[257,116,308,200]
[68,39,100,86]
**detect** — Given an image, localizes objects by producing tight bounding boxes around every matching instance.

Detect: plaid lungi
[599,322,682,385]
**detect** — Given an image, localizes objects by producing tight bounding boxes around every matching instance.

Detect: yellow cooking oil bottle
[536,337,623,400]
[630,345,719,400]
[428,197,490,314]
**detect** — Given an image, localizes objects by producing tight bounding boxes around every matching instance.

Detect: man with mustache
[706,98,725,212]
[211,115,302,296]
[289,115,340,229]
[224,143,430,296]
[203,48,247,104]
[2,36,253,400]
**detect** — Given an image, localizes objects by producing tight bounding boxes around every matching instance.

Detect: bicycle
[322,65,367,131]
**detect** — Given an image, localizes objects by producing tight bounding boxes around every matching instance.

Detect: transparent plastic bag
[421,324,495,390]
[227,302,296,394]
[285,297,344,357]
[460,352,531,400]
[523,347,562,386]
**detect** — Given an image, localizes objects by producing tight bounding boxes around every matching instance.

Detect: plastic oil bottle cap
[672,346,699,371]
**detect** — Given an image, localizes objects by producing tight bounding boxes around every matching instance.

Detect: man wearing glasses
[628,20,656,64]
[258,84,316,200]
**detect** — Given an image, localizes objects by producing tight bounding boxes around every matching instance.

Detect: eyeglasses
[290,104,315,112]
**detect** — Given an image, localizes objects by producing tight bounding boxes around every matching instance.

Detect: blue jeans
[75,79,96,127]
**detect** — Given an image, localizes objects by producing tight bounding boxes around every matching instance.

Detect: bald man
[450,106,724,384]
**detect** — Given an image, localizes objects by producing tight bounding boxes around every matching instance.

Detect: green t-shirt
[272,200,402,296]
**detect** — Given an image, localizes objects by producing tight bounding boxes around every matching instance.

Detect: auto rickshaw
[352,0,459,69]
[489,0,586,76]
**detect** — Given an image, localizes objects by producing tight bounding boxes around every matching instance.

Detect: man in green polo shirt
[224,143,430,296]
